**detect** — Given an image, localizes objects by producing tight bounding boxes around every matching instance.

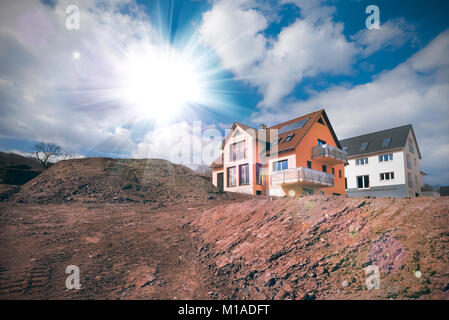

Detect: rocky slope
[192,195,449,299]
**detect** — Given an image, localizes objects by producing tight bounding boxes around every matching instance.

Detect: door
[217,172,224,191]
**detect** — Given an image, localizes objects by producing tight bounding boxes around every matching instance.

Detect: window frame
[357,175,370,189]
[283,134,295,143]
[239,163,250,186]
[273,159,288,171]
[227,166,236,187]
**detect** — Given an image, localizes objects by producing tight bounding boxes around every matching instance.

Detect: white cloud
[0,0,157,153]
[352,18,415,56]
[132,121,223,166]
[199,0,357,108]
[251,29,449,185]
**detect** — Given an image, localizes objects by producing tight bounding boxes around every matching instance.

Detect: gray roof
[340,124,422,159]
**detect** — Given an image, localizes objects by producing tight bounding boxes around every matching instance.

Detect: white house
[340,124,423,198]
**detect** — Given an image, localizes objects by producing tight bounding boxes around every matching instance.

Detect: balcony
[312,144,348,165]
[270,167,334,188]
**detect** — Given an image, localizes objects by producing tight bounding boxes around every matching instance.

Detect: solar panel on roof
[278,118,309,134]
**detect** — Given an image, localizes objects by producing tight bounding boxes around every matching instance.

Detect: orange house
[210,110,347,197]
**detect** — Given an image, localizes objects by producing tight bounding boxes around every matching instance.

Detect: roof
[267,109,342,155]
[210,153,223,169]
[340,124,422,159]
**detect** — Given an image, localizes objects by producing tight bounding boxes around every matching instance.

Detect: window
[230,141,246,161]
[239,164,249,185]
[307,161,312,169]
[322,165,327,173]
[318,139,326,146]
[357,175,370,189]
[332,168,335,175]
[256,163,262,185]
[342,146,349,152]
[382,137,392,147]
[379,153,393,162]
[271,137,282,146]
[273,160,288,171]
[345,178,347,189]
[227,167,236,187]
[380,172,395,181]
[356,158,368,165]
[407,154,412,169]
[408,173,413,188]
[303,188,314,195]
[409,140,414,153]
[318,117,325,125]
[283,134,295,143]
[339,170,342,178]
[360,142,369,151]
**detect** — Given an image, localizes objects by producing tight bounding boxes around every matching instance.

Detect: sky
[0,0,448,185]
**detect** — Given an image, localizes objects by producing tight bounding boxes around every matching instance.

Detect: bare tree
[195,164,212,177]
[31,142,62,169]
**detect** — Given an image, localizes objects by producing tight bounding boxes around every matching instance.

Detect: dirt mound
[0,185,21,202]
[13,157,224,206]
[0,151,43,185]
[192,196,449,299]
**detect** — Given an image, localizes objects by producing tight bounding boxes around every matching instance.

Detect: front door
[217,172,224,191]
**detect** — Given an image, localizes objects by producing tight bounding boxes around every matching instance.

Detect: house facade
[340,124,423,198]
[210,110,347,197]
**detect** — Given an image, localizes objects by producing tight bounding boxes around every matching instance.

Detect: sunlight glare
[123,45,202,120]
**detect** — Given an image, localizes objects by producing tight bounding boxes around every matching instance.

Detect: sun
[122,44,203,120]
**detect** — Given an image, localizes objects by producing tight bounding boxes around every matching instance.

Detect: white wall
[345,150,405,189]
[222,125,255,194]
[267,154,296,196]
[404,130,422,196]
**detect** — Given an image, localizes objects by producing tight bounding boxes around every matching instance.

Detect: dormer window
[360,142,369,152]
[271,137,282,146]
[284,134,295,143]
[382,137,391,147]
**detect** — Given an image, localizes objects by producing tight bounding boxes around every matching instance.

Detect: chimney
[259,124,267,130]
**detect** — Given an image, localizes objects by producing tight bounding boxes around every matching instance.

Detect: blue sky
[0,0,448,185]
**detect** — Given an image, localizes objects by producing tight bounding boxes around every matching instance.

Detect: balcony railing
[271,167,334,187]
[312,144,348,164]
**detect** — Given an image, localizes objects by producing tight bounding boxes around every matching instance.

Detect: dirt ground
[1,158,448,300]
[1,195,448,300]
[0,200,238,299]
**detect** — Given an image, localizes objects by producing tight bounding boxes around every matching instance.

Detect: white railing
[270,167,334,187]
[312,144,348,164]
